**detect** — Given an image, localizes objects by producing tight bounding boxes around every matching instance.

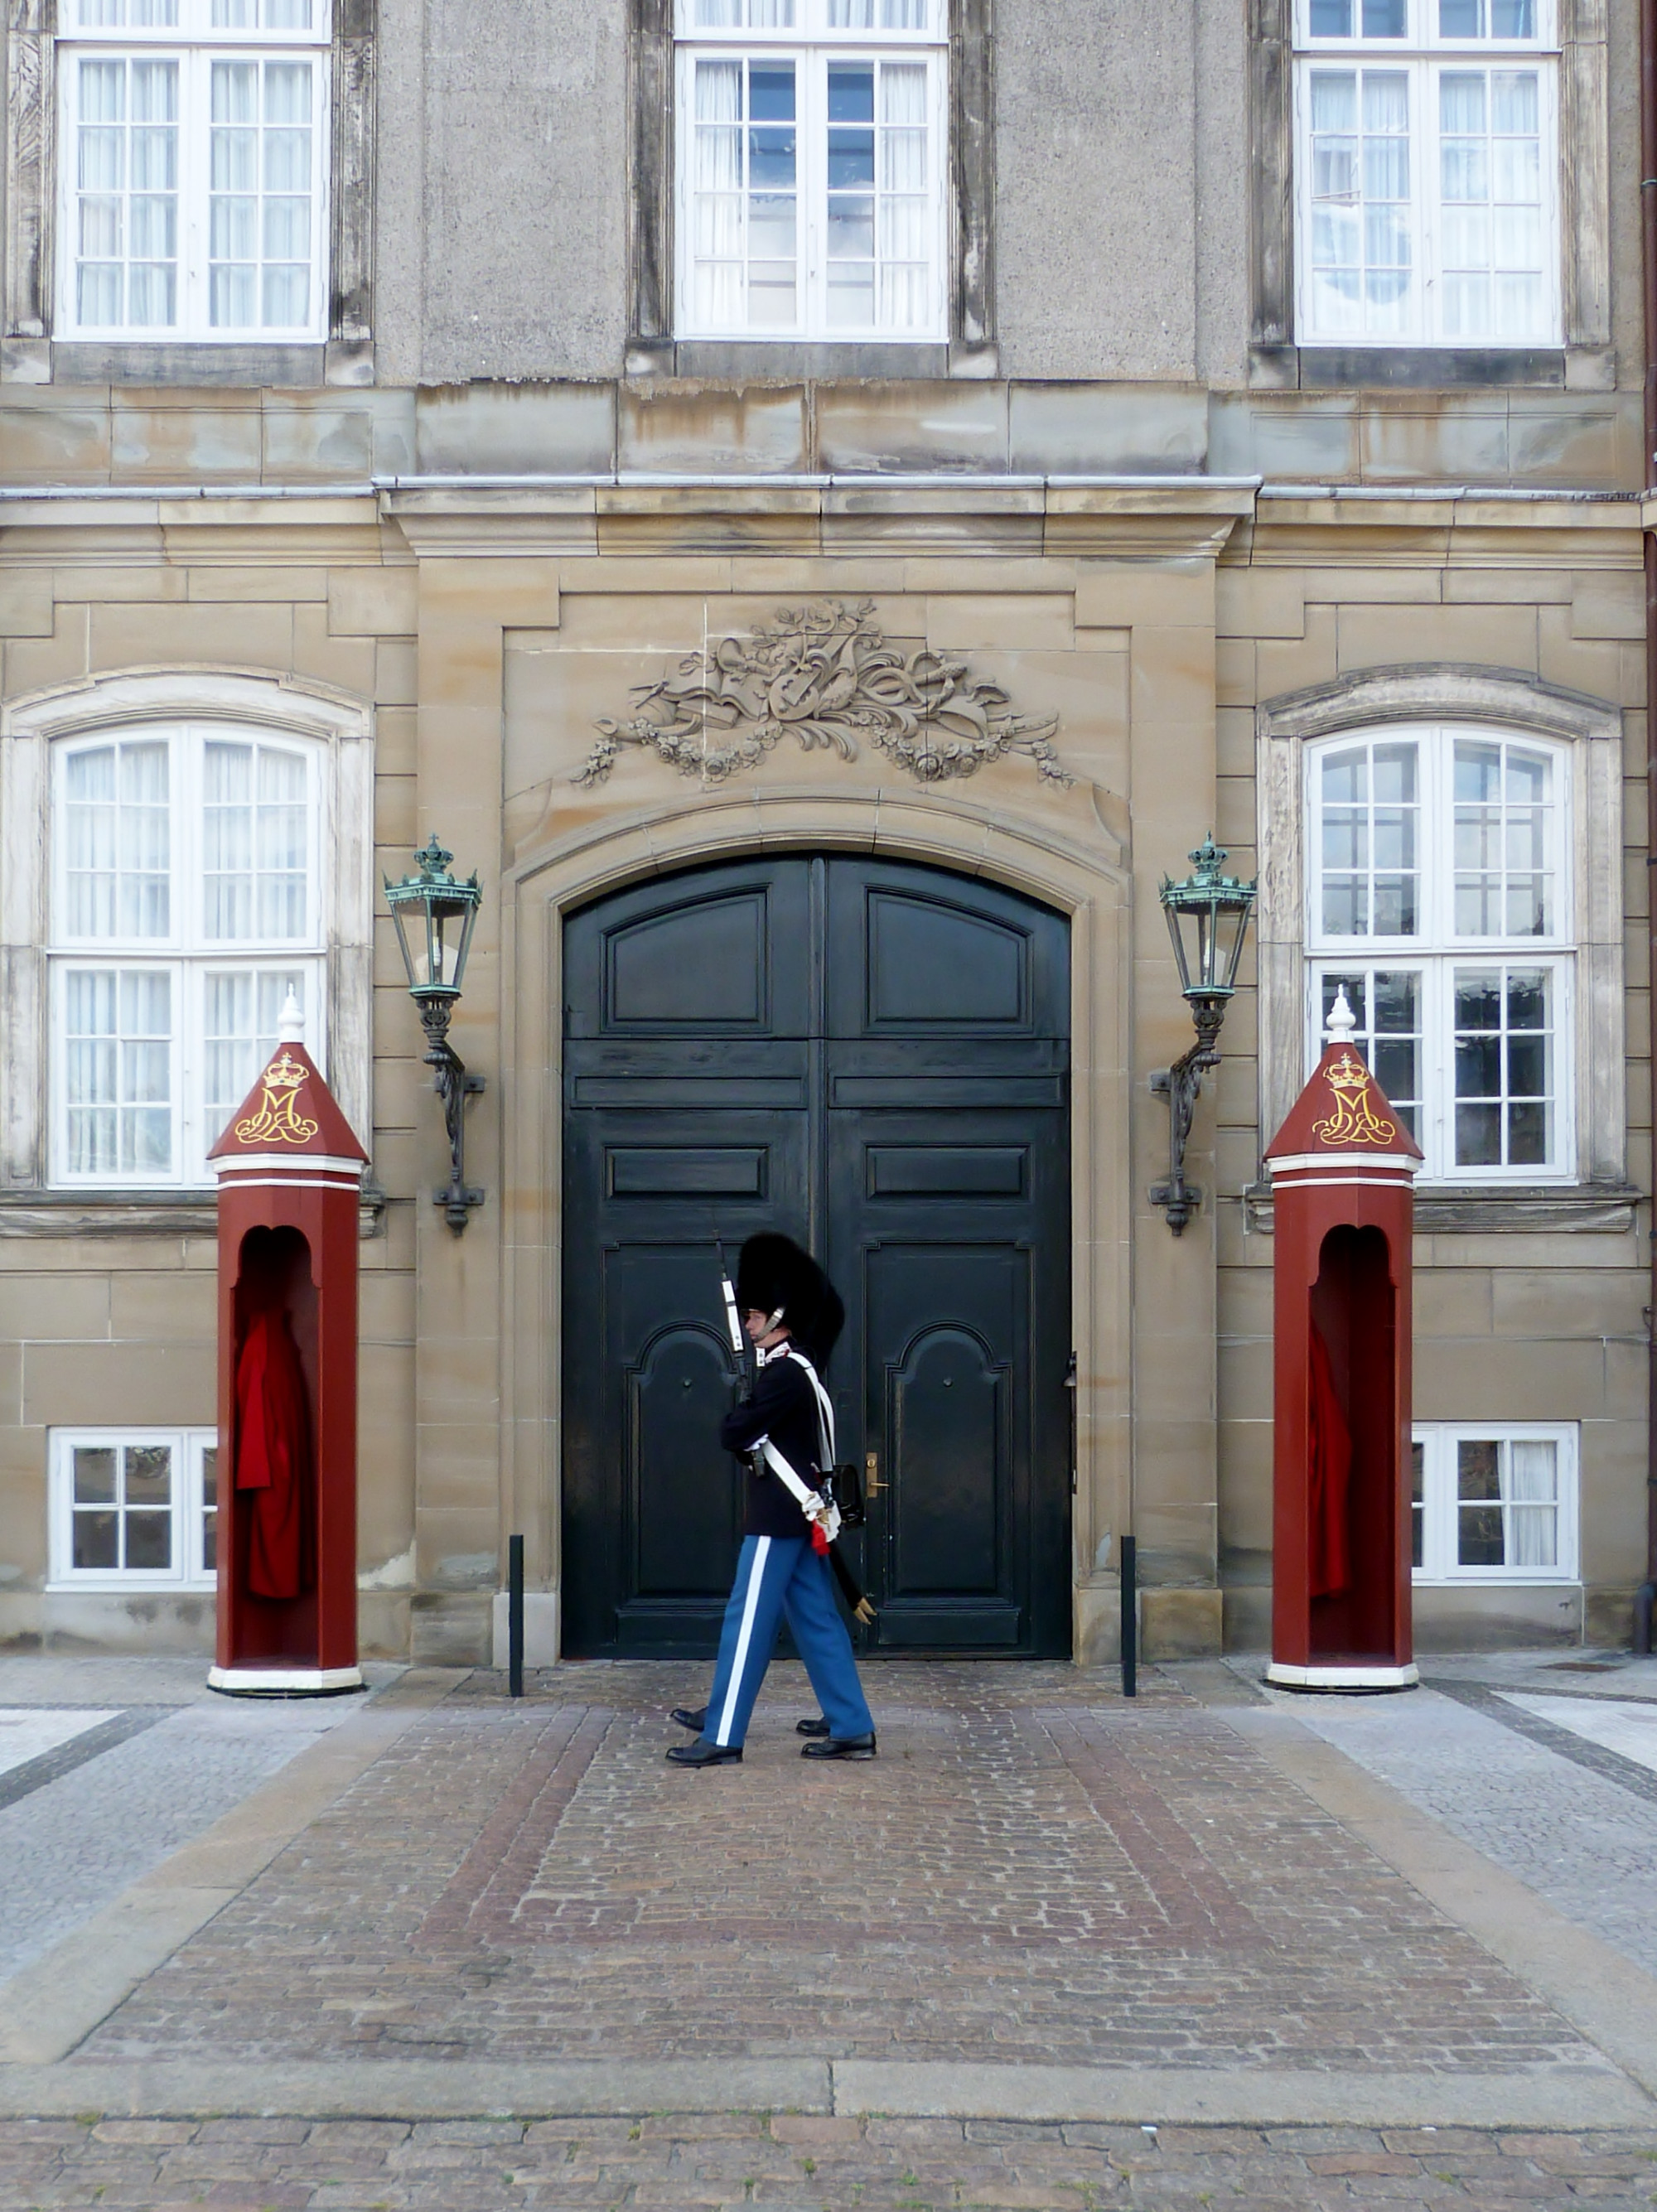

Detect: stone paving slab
[67,1664,1632,2084]
[3,2111,1657,2211]
[1249,1672,1657,1983]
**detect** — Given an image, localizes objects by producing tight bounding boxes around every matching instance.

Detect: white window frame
[1292,0,1562,347]
[1305,721,1576,1183]
[674,0,949,344]
[48,1425,218,1591]
[1412,1420,1578,1583]
[56,0,331,344]
[46,722,327,1189]
[1,669,374,1200]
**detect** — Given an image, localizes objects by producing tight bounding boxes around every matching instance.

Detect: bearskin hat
[736,1233,844,1367]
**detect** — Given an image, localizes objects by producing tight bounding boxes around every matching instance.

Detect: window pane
[63,966,173,1178]
[72,56,178,331]
[1457,1438,1504,1564]
[73,1509,120,1569]
[1317,739,1418,939]
[1410,1438,1424,1568]
[1309,68,1413,339]
[63,738,171,940]
[125,1511,172,1570]
[1507,1438,1557,1566]
[125,1442,172,1504]
[1318,968,1422,1136]
[210,58,313,331]
[201,1444,219,1573]
[73,1446,117,1504]
[1312,0,1355,27]
[202,740,310,944]
[1453,964,1554,1169]
[1436,65,1546,342]
[1453,739,1553,939]
[203,968,305,1139]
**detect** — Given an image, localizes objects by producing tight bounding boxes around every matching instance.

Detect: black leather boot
[800,1731,877,1760]
[669,1706,708,1731]
[795,1716,831,1736]
[666,1738,742,1767]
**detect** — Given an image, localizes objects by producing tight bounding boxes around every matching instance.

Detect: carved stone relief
[574,600,1072,790]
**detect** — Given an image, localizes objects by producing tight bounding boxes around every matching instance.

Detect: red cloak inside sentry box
[1263,993,1422,1693]
[206,998,369,1695]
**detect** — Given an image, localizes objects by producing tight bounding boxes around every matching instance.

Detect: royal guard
[667,1234,877,1765]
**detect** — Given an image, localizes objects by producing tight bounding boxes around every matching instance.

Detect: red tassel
[812,1520,830,1555]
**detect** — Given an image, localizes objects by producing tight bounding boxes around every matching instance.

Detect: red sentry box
[207,1015,368,1695]
[1263,1018,1422,1693]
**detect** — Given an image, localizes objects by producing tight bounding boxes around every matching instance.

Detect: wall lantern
[1150,833,1258,1236]
[384,835,486,1233]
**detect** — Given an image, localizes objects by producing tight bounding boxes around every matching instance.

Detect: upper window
[1294,0,1559,346]
[1307,723,1572,1180]
[49,723,325,1186]
[674,0,946,342]
[57,0,330,342]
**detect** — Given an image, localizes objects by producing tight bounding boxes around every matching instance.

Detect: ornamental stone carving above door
[572,599,1073,790]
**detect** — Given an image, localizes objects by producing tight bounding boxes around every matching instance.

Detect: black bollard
[1120,1532,1137,1700]
[508,1532,524,1698]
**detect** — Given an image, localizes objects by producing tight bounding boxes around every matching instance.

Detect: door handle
[865,1451,885,1496]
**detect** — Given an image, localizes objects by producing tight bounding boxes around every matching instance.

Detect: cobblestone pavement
[1254,1665,1657,1977]
[3,2112,1657,2211]
[76,1663,1611,2073]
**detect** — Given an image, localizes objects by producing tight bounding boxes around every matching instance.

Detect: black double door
[561,855,1071,1659]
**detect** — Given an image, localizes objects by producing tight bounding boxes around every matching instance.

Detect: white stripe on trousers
[714,1534,771,1746]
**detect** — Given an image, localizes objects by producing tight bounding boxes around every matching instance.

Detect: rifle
[717,1243,876,1628]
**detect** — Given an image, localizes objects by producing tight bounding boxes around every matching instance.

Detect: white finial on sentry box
[278,990,304,1044]
[1325,987,1357,1047]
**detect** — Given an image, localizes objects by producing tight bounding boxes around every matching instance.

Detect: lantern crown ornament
[1158,833,1258,1006]
[383,835,482,1006]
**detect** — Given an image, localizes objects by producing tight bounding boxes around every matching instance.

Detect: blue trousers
[703,1534,875,1748]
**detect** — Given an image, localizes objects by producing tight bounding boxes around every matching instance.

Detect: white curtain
[692,60,743,329]
[204,969,302,1131]
[210,60,259,326]
[204,741,309,942]
[1490,70,1541,340]
[877,61,928,331]
[261,60,313,326]
[64,739,170,941]
[1505,1440,1558,1569]
[257,745,308,938]
[65,968,172,1176]
[203,741,254,940]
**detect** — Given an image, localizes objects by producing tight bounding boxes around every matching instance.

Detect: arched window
[48,721,326,1185]
[1306,720,1572,1178]
[2,669,372,1205]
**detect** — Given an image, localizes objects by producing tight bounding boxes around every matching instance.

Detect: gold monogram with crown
[1311,1048,1399,1148]
[233,1050,321,1146]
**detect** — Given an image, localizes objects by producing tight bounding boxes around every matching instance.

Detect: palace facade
[0,0,1647,1662]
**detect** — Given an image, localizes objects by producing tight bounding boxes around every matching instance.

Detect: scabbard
[827,1541,877,1625]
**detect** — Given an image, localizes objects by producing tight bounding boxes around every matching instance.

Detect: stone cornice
[383,476,1258,561]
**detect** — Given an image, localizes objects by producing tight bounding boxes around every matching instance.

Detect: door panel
[562,854,1070,1659]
